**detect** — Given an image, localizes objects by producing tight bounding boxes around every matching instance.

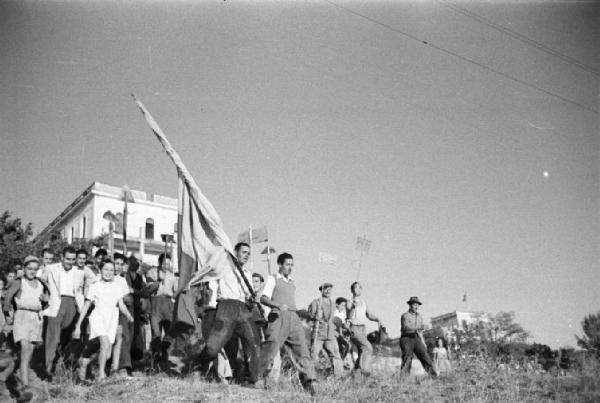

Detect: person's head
[94,248,108,265]
[62,246,77,270]
[22,256,40,280]
[335,297,347,311]
[406,296,422,313]
[234,243,251,266]
[277,253,293,277]
[252,272,264,293]
[350,282,362,297]
[319,283,333,298]
[436,337,446,348]
[99,260,115,282]
[5,268,16,284]
[113,253,126,275]
[75,249,88,269]
[128,256,140,273]
[158,253,172,272]
[41,248,54,266]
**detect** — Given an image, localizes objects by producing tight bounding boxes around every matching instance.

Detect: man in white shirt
[197,243,261,385]
[42,246,85,376]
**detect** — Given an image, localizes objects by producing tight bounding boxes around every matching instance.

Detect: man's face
[409,303,419,313]
[321,286,332,298]
[42,252,54,266]
[161,258,172,272]
[352,283,362,297]
[252,276,263,293]
[236,246,251,266]
[101,263,115,281]
[16,267,24,278]
[114,258,124,275]
[24,263,39,280]
[279,258,293,277]
[95,255,105,266]
[6,273,15,283]
[62,252,76,270]
[337,301,347,312]
[76,253,87,268]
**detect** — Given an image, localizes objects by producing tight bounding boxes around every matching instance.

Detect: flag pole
[266,239,272,275]
[248,226,253,272]
[356,233,366,281]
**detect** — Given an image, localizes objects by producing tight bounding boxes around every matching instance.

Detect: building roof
[35,181,177,242]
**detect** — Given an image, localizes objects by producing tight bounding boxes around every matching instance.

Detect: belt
[350,323,365,327]
[17,308,42,313]
[60,295,75,298]
[401,333,419,338]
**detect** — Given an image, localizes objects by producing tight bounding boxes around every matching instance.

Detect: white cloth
[86,280,127,343]
[261,273,293,300]
[15,279,43,311]
[215,266,252,302]
[348,297,368,326]
[114,276,130,296]
[156,271,178,297]
[58,267,76,296]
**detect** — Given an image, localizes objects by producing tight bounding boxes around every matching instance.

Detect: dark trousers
[400,334,434,375]
[198,300,260,383]
[119,304,135,370]
[150,296,174,360]
[45,296,78,371]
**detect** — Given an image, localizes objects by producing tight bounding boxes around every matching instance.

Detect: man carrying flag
[133,96,263,385]
[197,242,261,385]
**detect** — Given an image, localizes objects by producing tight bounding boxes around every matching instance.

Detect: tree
[489,311,530,343]
[0,211,34,270]
[576,312,600,358]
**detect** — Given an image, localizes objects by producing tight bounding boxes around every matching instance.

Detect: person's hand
[72,328,81,339]
[127,314,134,323]
[39,294,49,303]
[279,304,289,311]
[5,315,13,326]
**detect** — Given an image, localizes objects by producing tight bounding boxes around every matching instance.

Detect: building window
[82,216,87,238]
[145,218,154,240]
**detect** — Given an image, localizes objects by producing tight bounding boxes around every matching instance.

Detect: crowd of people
[0,242,450,401]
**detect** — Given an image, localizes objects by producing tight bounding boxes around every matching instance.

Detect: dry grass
[24,355,600,402]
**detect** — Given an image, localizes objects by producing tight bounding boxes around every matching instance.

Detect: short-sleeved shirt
[401,310,424,335]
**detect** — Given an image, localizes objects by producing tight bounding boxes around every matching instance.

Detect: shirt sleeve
[261,275,276,299]
[86,282,98,302]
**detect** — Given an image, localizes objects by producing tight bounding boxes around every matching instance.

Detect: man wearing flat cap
[308,283,344,377]
[400,296,436,376]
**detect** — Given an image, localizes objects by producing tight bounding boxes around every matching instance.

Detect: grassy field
[23,354,600,402]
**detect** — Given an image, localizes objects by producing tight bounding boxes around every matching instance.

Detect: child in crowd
[73,260,133,382]
[433,337,452,374]
[3,256,50,388]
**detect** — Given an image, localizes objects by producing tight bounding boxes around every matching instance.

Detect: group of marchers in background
[0,242,452,401]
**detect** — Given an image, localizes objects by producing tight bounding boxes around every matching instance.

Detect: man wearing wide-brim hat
[307,283,344,377]
[400,296,436,376]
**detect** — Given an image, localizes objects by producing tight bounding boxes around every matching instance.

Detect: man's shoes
[303,380,316,396]
[15,387,33,403]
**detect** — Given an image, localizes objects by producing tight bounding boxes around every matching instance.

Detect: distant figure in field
[308,283,344,377]
[346,282,383,375]
[433,337,451,374]
[400,296,436,377]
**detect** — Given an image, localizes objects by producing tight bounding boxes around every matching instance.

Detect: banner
[237,225,268,244]
[318,252,338,265]
[355,235,371,253]
[133,95,236,292]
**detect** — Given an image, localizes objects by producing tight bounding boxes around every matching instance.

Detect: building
[427,310,489,346]
[35,182,178,266]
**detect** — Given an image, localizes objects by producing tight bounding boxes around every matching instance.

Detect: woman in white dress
[73,260,133,382]
[433,337,452,374]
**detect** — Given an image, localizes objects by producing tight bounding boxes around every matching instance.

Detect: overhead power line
[323,0,598,115]
[438,0,600,77]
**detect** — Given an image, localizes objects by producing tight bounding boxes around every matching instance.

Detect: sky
[1,0,598,348]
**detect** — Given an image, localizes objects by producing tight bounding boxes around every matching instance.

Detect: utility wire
[323,0,598,115]
[438,0,600,77]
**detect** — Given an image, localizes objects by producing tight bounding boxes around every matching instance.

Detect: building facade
[35,182,178,266]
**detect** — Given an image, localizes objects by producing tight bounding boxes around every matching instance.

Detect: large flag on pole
[133,95,236,292]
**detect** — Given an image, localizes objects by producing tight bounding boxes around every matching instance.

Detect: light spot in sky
[543,171,549,178]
